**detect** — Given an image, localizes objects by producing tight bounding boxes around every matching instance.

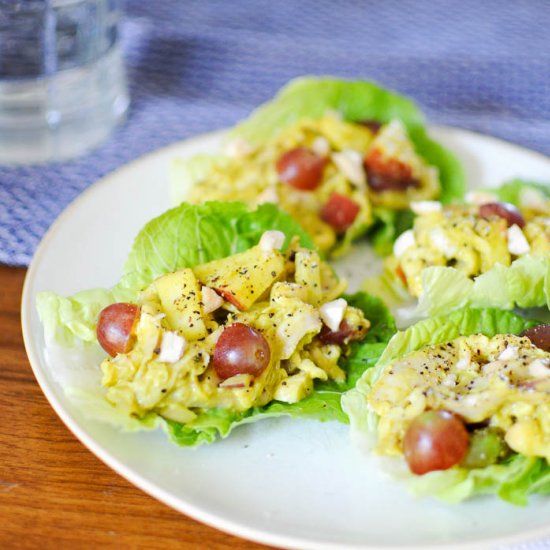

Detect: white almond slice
[455,357,470,370]
[324,109,343,120]
[410,200,443,215]
[319,298,347,332]
[225,137,254,158]
[498,346,519,361]
[507,224,531,256]
[430,228,457,258]
[311,136,330,156]
[259,230,285,253]
[393,229,416,258]
[442,374,456,387]
[528,358,550,378]
[331,150,366,189]
[201,286,224,314]
[462,394,480,408]
[482,360,504,375]
[158,331,186,363]
[465,190,498,205]
[256,186,279,205]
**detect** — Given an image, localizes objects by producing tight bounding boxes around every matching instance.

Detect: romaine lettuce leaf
[38,201,315,348]
[37,200,395,446]
[367,208,415,257]
[414,255,550,318]
[231,77,425,144]
[38,289,121,348]
[409,454,550,506]
[493,178,550,206]
[165,391,348,447]
[402,178,550,317]
[377,307,539,369]
[342,307,544,504]
[233,77,464,204]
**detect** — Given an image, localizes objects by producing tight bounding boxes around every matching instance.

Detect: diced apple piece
[273,373,314,403]
[154,268,208,340]
[193,246,285,310]
[294,249,322,304]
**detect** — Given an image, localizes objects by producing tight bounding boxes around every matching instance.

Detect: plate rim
[20,125,550,550]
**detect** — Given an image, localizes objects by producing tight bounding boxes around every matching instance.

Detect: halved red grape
[364,148,419,191]
[522,324,550,352]
[479,202,525,228]
[319,319,362,345]
[97,303,140,356]
[320,192,360,233]
[403,410,469,475]
[213,323,271,380]
[276,147,327,191]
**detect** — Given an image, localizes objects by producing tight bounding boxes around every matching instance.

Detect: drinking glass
[0,0,129,164]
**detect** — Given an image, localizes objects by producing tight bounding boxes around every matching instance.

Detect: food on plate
[37,201,395,445]
[178,116,438,254]
[343,307,550,504]
[391,200,550,298]
[366,179,550,317]
[98,233,370,420]
[171,77,464,255]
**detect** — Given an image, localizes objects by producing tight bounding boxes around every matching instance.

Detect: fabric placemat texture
[2,1,550,266]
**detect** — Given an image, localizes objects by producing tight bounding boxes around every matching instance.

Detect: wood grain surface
[0,265,273,550]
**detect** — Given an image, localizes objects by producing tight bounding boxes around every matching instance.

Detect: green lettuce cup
[342,306,550,505]
[37,201,396,446]
[364,178,550,318]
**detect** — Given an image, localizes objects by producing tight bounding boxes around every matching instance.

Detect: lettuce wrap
[364,178,550,319]
[37,201,396,446]
[171,77,465,256]
[342,306,550,505]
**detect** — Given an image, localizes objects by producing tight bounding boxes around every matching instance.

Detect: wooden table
[0,266,272,549]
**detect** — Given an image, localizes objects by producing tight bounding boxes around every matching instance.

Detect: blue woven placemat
[2,0,550,266]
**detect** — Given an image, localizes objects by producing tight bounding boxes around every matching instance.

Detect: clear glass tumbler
[0,0,129,164]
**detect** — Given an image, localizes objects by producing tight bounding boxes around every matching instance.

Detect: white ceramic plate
[21,127,550,550]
